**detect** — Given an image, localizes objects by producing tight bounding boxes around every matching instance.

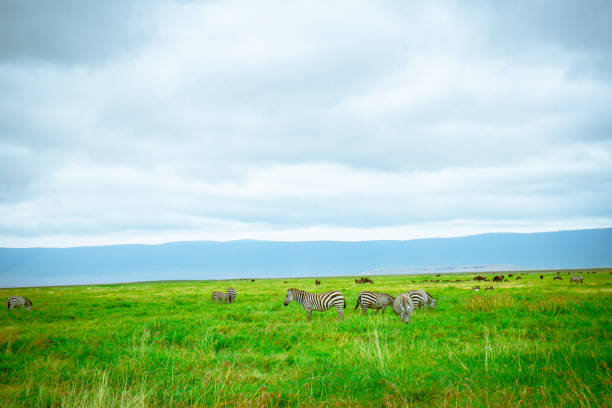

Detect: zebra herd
[6,287,433,324]
[209,286,436,324]
[357,289,436,324]
[282,288,436,323]
[211,287,237,303]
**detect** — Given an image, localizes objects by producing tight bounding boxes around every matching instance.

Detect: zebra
[226,287,237,303]
[408,290,436,310]
[392,293,416,324]
[570,275,584,284]
[7,296,33,311]
[211,291,227,303]
[283,288,345,322]
[354,291,395,315]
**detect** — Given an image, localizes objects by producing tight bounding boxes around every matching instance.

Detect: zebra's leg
[381,306,386,315]
[361,306,366,316]
[376,309,380,315]
[307,309,312,322]
[337,306,344,321]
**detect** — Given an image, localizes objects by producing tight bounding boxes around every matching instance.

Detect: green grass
[1,269,611,407]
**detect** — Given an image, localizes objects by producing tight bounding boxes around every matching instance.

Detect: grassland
[1,269,611,407]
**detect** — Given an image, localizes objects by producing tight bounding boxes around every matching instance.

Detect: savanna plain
[1,270,611,407]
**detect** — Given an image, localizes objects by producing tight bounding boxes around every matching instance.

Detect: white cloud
[1,0,611,247]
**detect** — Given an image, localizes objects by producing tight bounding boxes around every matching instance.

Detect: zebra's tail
[353,294,360,310]
[344,297,346,309]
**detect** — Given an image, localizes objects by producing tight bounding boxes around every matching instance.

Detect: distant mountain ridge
[1,228,611,287]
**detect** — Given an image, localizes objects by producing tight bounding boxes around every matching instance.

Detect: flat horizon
[3,225,611,249]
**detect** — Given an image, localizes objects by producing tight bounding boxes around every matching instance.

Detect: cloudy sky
[1,0,611,247]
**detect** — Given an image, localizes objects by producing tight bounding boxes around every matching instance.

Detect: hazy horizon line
[2,226,610,250]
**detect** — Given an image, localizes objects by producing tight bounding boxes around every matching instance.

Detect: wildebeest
[492,275,504,282]
[436,274,441,277]
[508,274,513,277]
[516,276,522,280]
[315,280,321,285]
[473,276,485,281]
[485,287,494,291]
[553,276,562,280]
[355,277,374,284]
[540,275,544,279]
[570,275,584,284]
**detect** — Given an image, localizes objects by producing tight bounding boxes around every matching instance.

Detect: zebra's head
[428,294,437,309]
[284,289,296,306]
[400,299,415,323]
[393,295,415,324]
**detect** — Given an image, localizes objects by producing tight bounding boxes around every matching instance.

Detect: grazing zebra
[392,293,416,324]
[226,287,237,303]
[7,296,32,311]
[283,288,345,322]
[354,291,395,315]
[570,275,584,284]
[408,290,436,310]
[211,291,227,303]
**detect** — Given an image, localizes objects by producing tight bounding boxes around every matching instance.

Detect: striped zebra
[354,291,395,315]
[283,288,345,322]
[7,296,32,311]
[226,287,237,303]
[570,275,584,284]
[392,293,416,324]
[211,291,227,303]
[408,290,436,310]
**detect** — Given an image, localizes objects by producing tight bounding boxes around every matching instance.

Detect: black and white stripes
[283,288,346,321]
[392,293,416,324]
[354,291,395,315]
[408,290,436,310]
[226,288,237,303]
[211,291,227,303]
[7,296,33,311]
[211,288,237,303]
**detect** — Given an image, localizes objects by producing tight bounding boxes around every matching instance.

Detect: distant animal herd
[6,272,598,322]
[201,271,592,323]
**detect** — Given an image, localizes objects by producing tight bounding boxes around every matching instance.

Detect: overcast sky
[1,0,611,247]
